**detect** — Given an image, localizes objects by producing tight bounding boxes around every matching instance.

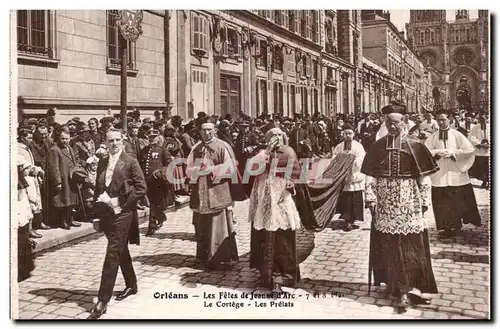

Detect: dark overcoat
[47,144,79,208]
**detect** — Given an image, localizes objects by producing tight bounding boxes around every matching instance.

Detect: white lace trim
[249,173,301,231]
[373,177,428,235]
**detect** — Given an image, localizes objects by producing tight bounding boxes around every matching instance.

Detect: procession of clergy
[16,103,489,317]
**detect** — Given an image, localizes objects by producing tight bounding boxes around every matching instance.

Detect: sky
[389,10,479,33]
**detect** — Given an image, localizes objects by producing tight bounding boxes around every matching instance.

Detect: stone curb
[33,201,192,254]
[33,209,150,254]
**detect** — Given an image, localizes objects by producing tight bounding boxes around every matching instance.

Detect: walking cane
[368,205,376,296]
[76,183,87,219]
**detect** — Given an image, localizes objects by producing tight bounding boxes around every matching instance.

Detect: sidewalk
[33,201,191,254]
[32,209,149,254]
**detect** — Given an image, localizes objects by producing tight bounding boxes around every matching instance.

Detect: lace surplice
[249,170,301,232]
[365,177,430,235]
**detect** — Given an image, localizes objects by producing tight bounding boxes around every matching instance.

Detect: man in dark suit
[89,128,147,319]
[47,127,81,229]
[358,113,377,150]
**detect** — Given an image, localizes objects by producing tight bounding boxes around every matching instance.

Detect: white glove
[96,191,111,204]
[109,197,122,215]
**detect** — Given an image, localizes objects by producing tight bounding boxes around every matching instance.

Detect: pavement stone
[13,181,490,320]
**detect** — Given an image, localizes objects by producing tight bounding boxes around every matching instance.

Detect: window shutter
[295,87,302,113]
[294,10,300,34]
[222,26,228,56]
[266,10,271,20]
[280,84,284,113]
[267,44,272,68]
[282,10,287,27]
[197,17,202,50]
[314,11,319,42]
[204,18,209,51]
[306,55,311,77]
[191,14,196,50]
[253,39,261,57]
[236,31,241,57]
[306,10,312,39]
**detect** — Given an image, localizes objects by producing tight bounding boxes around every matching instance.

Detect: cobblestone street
[15,180,490,320]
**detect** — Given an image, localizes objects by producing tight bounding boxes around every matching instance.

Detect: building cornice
[322,52,355,69]
[145,10,166,17]
[18,96,167,108]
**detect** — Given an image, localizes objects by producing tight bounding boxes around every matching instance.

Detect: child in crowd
[83,155,99,221]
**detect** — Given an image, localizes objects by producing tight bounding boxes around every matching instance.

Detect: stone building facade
[14,10,368,121]
[405,10,490,112]
[173,10,363,119]
[13,9,440,122]
[15,10,168,122]
[361,10,433,113]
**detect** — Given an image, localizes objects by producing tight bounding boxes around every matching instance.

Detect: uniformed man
[138,129,174,236]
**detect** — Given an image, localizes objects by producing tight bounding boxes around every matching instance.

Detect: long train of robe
[294,153,356,231]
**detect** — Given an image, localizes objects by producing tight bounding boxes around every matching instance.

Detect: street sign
[117,10,144,42]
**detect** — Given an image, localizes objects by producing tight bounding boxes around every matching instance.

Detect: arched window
[425,29,430,43]
[449,27,454,42]
[437,28,441,42]
[431,31,435,44]
[421,31,425,44]
[466,29,470,41]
